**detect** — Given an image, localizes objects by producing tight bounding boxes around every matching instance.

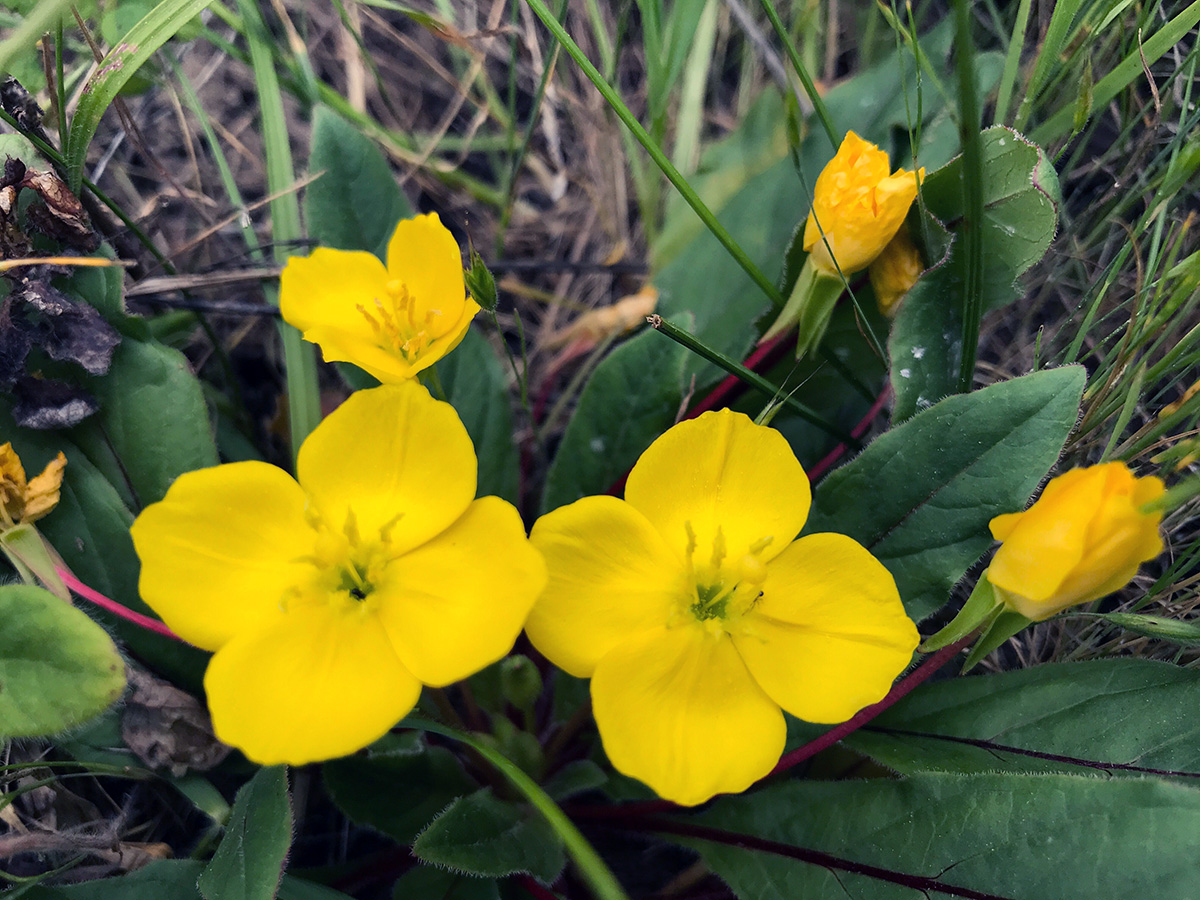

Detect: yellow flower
[0,443,66,527]
[868,224,923,317]
[280,213,481,382]
[804,132,922,277]
[987,462,1165,621]
[526,410,918,806]
[130,382,546,765]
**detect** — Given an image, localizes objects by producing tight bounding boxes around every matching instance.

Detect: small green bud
[492,716,544,777]
[464,247,498,312]
[500,655,542,711]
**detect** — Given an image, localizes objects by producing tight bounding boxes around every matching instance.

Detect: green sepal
[759,257,845,357]
[963,608,1033,672]
[919,574,1001,652]
[465,247,498,312]
[0,523,68,601]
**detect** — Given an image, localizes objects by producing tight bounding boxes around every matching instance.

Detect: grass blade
[63,0,212,193]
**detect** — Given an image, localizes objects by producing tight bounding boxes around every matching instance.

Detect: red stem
[518,874,564,900]
[684,332,794,418]
[57,567,184,642]
[805,383,892,481]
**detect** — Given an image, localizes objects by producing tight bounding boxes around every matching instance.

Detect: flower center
[288,506,405,614]
[678,523,772,634]
[357,279,445,361]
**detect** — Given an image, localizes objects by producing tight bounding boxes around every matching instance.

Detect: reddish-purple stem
[57,567,184,642]
[805,383,892,481]
[518,874,564,900]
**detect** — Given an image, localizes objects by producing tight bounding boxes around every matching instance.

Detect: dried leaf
[121,666,231,776]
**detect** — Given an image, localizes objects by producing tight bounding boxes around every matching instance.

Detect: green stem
[237,0,321,460]
[497,0,568,252]
[954,0,984,394]
[756,0,838,150]
[522,0,785,309]
[405,717,630,900]
[649,315,860,446]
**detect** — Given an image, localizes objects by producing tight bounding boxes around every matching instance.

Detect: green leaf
[65,0,214,192]
[18,860,206,900]
[412,788,565,884]
[392,867,500,900]
[17,862,341,900]
[541,329,688,512]
[543,759,608,801]
[805,366,1085,622]
[0,584,124,739]
[0,403,204,686]
[72,338,218,509]
[199,766,293,900]
[323,733,474,845]
[693,772,1200,899]
[437,329,519,504]
[304,105,413,260]
[890,126,1060,421]
[846,658,1200,777]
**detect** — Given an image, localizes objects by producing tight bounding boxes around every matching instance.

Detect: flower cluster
[762,132,924,352]
[128,207,1169,810]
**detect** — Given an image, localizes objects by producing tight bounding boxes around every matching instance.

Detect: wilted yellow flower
[987,463,1165,621]
[281,213,481,382]
[526,410,918,806]
[868,224,923,317]
[804,132,922,276]
[0,443,66,527]
[130,382,546,765]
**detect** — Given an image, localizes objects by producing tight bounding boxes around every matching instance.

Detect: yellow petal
[526,496,684,678]
[205,603,421,765]
[296,382,476,556]
[280,247,391,344]
[733,533,918,724]
[987,467,1104,603]
[22,451,67,523]
[384,212,468,339]
[376,497,547,686]
[802,132,920,276]
[130,462,314,651]
[591,626,785,806]
[624,409,810,571]
[0,442,28,522]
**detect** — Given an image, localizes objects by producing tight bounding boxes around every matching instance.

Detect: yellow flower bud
[868,224,924,317]
[803,132,922,277]
[986,463,1165,621]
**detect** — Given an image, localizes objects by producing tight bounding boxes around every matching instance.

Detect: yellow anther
[736,554,768,586]
[748,536,774,556]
